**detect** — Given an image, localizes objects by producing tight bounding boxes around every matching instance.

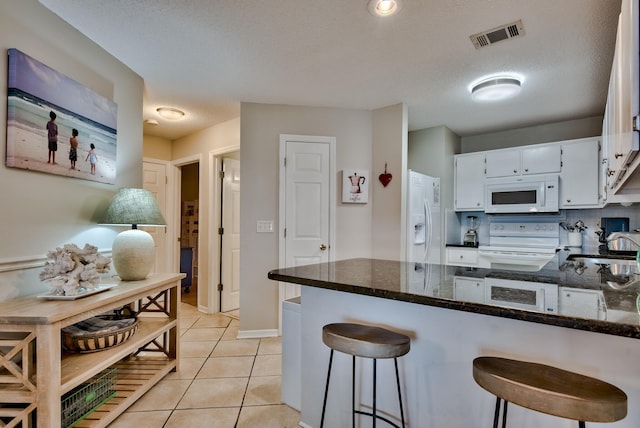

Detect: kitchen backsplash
[453,206,640,253]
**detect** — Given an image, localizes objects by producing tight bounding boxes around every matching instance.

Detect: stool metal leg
[352,356,356,428]
[373,358,377,428]
[579,422,586,428]
[492,397,508,428]
[394,358,406,428]
[320,349,334,428]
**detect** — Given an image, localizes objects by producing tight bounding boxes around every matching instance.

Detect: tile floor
[109,303,301,428]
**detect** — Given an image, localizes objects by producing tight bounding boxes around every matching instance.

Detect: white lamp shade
[111,229,155,281]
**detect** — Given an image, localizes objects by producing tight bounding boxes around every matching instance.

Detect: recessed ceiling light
[156,107,185,120]
[470,76,522,102]
[368,0,401,17]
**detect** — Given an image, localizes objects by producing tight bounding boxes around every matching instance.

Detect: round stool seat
[322,323,410,359]
[473,357,627,423]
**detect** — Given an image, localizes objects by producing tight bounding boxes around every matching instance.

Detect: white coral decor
[40,243,112,296]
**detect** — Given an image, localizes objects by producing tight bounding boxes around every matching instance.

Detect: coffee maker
[464,216,479,247]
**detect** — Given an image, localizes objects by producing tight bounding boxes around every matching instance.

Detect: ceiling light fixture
[470,76,522,102]
[156,107,185,120]
[368,0,401,17]
[144,119,159,126]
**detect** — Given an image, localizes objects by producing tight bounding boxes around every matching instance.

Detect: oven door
[485,277,558,313]
[478,248,556,271]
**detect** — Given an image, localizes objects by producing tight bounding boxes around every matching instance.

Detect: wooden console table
[0,273,183,427]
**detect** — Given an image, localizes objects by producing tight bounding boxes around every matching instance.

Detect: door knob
[320,244,327,251]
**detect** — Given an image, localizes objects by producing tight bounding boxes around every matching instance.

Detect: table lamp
[100,188,166,280]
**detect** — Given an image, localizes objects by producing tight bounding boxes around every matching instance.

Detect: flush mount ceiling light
[144,119,159,126]
[471,77,522,102]
[368,0,401,17]
[156,107,185,120]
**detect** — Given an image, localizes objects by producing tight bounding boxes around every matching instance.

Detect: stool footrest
[354,409,402,428]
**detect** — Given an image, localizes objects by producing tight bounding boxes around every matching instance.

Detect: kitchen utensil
[574,220,587,231]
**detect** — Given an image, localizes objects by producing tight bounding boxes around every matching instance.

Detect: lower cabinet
[446,247,479,267]
[453,276,485,304]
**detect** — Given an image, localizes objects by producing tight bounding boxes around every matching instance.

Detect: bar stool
[320,323,410,428]
[473,356,627,428]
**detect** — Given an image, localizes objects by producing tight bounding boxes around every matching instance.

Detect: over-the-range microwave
[484,174,559,214]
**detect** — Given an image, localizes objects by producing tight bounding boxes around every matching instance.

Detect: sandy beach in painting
[6,123,116,183]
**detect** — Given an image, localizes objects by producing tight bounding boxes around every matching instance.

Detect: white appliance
[407,170,441,264]
[478,221,559,271]
[485,173,559,214]
[484,277,558,314]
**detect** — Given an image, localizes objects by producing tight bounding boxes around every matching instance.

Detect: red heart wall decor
[379,163,392,187]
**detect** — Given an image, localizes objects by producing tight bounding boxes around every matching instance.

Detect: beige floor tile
[258,337,282,355]
[165,357,206,380]
[177,377,249,408]
[221,320,239,341]
[180,340,217,358]
[243,375,282,406]
[252,354,282,377]
[212,339,260,356]
[164,407,240,428]
[181,327,225,342]
[109,410,172,427]
[192,314,232,328]
[197,356,255,379]
[237,404,300,428]
[128,379,192,411]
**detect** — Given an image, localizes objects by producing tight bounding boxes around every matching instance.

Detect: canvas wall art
[6,48,117,184]
[342,169,369,203]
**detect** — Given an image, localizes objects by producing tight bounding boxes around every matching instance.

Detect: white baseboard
[236,328,279,339]
[298,421,312,428]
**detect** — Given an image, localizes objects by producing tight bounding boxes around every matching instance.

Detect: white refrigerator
[406,170,441,264]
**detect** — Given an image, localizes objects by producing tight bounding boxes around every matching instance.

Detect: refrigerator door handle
[424,198,432,261]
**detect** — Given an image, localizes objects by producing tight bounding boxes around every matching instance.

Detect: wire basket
[61,367,116,428]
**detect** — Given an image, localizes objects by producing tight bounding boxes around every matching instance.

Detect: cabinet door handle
[615,153,624,159]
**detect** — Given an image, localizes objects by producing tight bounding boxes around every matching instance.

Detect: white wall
[240,102,374,332]
[461,116,603,152]
[0,1,143,300]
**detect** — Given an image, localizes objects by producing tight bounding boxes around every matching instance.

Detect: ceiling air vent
[470,20,525,49]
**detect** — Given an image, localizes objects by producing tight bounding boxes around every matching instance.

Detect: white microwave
[485,174,559,214]
[485,277,558,314]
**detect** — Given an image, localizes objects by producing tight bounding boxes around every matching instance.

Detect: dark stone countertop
[268,253,640,339]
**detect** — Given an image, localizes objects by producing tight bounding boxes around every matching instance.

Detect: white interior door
[142,160,168,273]
[280,136,334,301]
[221,158,241,312]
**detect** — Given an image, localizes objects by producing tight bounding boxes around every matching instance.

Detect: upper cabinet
[559,137,602,208]
[603,0,640,200]
[454,152,485,211]
[486,145,561,178]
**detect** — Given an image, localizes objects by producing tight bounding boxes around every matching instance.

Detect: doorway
[180,162,199,307]
[218,153,241,313]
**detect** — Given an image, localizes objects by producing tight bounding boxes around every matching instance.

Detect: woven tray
[62,314,138,353]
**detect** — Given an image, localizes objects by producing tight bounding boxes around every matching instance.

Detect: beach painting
[6,48,117,184]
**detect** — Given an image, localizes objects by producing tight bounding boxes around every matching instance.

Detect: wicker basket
[62,313,138,353]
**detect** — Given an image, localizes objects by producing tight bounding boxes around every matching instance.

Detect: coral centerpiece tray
[37,284,116,300]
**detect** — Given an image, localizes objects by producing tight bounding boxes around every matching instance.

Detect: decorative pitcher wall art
[342,169,369,203]
[6,48,118,184]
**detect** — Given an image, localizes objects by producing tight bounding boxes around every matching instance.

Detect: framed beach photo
[6,48,117,184]
[342,169,369,203]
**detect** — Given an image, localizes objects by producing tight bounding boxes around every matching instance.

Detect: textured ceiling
[40,0,621,141]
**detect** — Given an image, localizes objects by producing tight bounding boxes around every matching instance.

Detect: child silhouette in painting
[85,143,97,175]
[69,129,78,170]
[46,111,58,164]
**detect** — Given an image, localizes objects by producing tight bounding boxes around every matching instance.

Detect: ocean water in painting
[6,48,117,184]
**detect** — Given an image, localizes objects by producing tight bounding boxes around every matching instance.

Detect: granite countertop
[268,253,640,339]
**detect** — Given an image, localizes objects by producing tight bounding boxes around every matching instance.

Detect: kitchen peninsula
[269,256,640,427]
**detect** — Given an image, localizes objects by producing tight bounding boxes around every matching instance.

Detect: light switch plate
[257,220,274,233]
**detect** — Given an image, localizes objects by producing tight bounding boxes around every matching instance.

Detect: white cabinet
[559,287,606,320]
[446,247,478,267]
[486,145,561,178]
[454,153,485,211]
[453,276,484,303]
[560,137,601,208]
